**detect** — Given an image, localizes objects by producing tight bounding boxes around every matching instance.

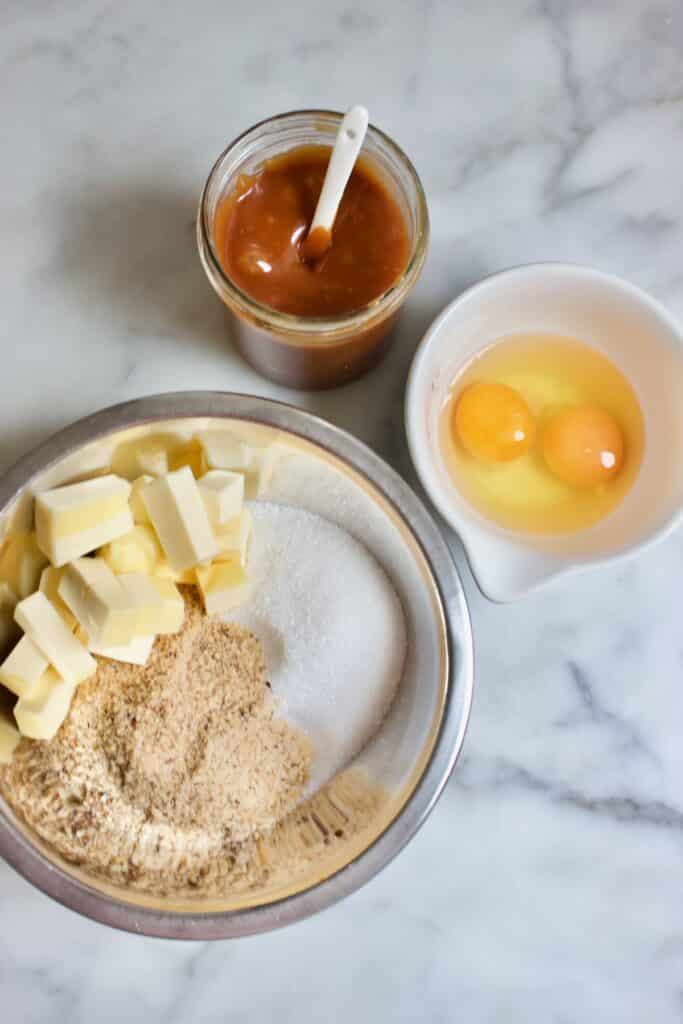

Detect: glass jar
[197,110,429,390]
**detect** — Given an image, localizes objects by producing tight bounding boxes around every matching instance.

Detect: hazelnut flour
[0,589,386,896]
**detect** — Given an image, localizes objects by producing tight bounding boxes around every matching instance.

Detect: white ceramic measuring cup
[405,263,683,601]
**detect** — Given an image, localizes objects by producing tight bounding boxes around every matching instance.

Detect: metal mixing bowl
[0,393,472,938]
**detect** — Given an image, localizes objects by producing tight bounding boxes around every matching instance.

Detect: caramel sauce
[301,225,332,264]
[214,146,410,318]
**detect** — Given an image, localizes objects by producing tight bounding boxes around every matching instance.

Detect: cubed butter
[197,430,252,471]
[244,444,280,499]
[90,632,155,666]
[154,558,196,584]
[0,635,49,699]
[198,470,244,526]
[73,624,90,647]
[0,709,20,763]
[112,433,187,480]
[130,475,153,524]
[14,667,76,740]
[58,558,138,647]
[0,533,49,598]
[147,576,185,633]
[195,556,250,615]
[141,467,217,572]
[39,566,77,628]
[0,581,17,609]
[35,474,133,566]
[118,572,181,635]
[99,524,162,575]
[215,508,252,567]
[15,592,96,686]
[168,439,206,478]
[134,442,170,477]
[0,614,19,663]
[0,582,19,660]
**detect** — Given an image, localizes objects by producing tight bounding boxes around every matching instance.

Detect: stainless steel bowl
[0,392,472,938]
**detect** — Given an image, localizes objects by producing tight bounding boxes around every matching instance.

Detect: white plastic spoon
[301,105,369,262]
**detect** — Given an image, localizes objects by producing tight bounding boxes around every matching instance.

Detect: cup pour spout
[458,522,571,602]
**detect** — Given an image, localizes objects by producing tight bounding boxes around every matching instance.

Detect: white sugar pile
[231,503,406,793]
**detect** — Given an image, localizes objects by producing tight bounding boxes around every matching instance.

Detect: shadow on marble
[54,181,236,358]
[298,277,474,475]
[53,182,481,485]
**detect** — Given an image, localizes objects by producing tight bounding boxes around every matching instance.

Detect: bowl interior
[0,412,450,923]
[407,265,683,599]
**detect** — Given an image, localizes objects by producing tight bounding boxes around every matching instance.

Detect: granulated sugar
[231,503,407,791]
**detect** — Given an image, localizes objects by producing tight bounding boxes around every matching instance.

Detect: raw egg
[542,404,624,489]
[440,334,644,535]
[453,382,535,462]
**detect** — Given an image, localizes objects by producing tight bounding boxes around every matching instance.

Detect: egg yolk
[453,382,536,463]
[542,405,625,488]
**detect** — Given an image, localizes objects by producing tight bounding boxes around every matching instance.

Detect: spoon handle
[307,106,369,248]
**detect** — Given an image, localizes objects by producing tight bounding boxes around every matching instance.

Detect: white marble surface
[1,1,683,1020]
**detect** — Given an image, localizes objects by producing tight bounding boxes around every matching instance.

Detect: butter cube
[198,471,244,526]
[0,636,49,699]
[112,433,185,481]
[245,444,280,499]
[15,592,96,686]
[118,573,181,635]
[0,613,17,654]
[141,467,217,572]
[130,475,153,524]
[154,559,196,584]
[58,558,138,647]
[35,474,133,567]
[197,430,252,471]
[147,577,185,633]
[14,667,76,740]
[0,615,19,663]
[39,566,77,628]
[134,443,170,477]
[0,533,49,599]
[168,439,206,478]
[73,624,90,647]
[90,633,155,666]
[215,508,252,567]
[0,582,19,658]
[99,524,162,575]
[196,556,250,615]
[0,709,21,763]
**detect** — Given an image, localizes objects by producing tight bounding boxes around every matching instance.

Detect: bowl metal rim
[0,391,473,939]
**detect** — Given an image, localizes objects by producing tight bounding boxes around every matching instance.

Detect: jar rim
[197,109,430,340]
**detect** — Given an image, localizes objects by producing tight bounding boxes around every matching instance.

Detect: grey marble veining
[1,1,683,1021]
